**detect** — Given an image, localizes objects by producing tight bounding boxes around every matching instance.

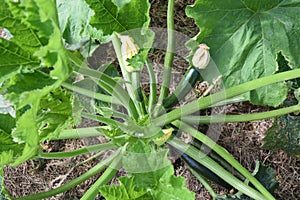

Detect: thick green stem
[182,104,300,124]
[67,50,138,119]
[82,112,119,126]
[39,142,117,159]
[13,151,119,200]
[172,121,275,200]
[132,71,146,116]
[168,138,267,200]
[81,112,134,134]
[50,126,106,140]
[111,34,135,100]
[146,59,157,113]
[81,151,122,199]
[153,68,300,127]
[61,82,115,104]
[156,0,175,108]
[77,67,138,120]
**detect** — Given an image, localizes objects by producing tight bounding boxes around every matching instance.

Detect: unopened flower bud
[192,44,210,69]
[117,33,139,72]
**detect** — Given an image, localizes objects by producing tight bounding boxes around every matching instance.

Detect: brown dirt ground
[3,0,300,199]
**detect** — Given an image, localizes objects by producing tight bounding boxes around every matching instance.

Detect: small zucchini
[162,67,201,109]
[162,44,210,109]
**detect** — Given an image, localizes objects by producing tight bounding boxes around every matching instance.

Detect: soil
[3,0,300,199]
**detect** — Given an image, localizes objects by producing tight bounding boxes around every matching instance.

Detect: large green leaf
[0,114,23,167]
[6,71,57,109]
[1,0,73,166]
[99,176,148,200]
[100,165,195,200]
[37,88,74,141]
[102,141,195,199]
[112,0,131,9]
[56,0,100,44]
[85,0,151,36]
[0,0,40,82]
[186,0,300,106]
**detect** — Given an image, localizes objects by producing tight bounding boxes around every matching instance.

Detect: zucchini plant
[1,0,300,199]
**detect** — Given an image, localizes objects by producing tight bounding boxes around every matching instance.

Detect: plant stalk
[39,142,117,159]
[155,0,175,111]
[81,151,122,199]
[13,151,120,200]
[77,67,138,120]
[146,59,157,113]
[132,71,147,116]
[153,68,300,127]
[81,112,121,127]
[182,104,300,124]
[168,137,267,200]
[67,50,138,119]
[111,34,135,100]
[172,121,275,199]
[61,82,115,104]
[50,126,106,140]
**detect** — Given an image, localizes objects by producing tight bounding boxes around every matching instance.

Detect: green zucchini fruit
[163,67,201,109]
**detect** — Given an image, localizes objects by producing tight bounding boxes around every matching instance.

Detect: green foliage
[56,0,104,44]
[0,0,73,166]
[0,114,23,167]
[112,0,131,9]
[100,141,195,200]
[0,176,9,200]
[85,0,151,36]
[0,0,40,82]
[186,0,300,107]
[263,97,300,157]
[217,162,278,200]
[1,0,300,199]
[252,162,279,195]
[37,88,75,140]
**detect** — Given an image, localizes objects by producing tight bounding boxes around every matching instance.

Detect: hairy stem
[172,121,275,199]
[13,151,120,200]
[111,33,135,100]
[77,67,138,120]
[155,0,175,110]
[182,104,300,124]
[132,71,146,116]
[61,82,115,104]
[39,142,117,159]
[146,59,157,113]
[168,138,267,200]
[81,151,122,199]
[50,126,106,140]
[153,68,300,127]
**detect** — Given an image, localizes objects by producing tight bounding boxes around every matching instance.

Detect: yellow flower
[116,33,139,72]
[154,127,174,146]
[192,43,210,69]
